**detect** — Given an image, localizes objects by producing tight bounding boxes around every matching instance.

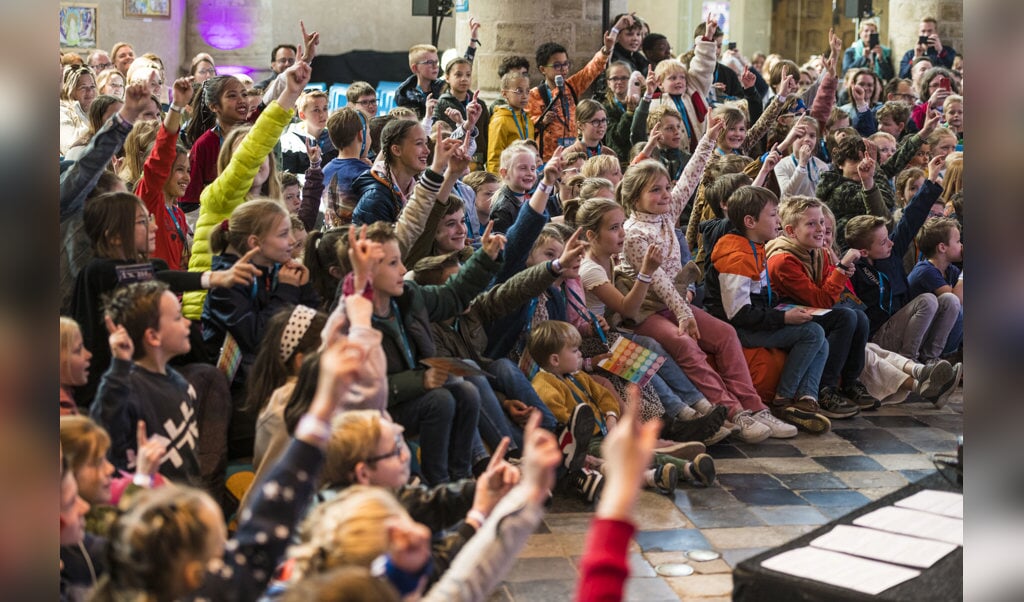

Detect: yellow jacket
[182,102,294,319]
[531,369,618,436]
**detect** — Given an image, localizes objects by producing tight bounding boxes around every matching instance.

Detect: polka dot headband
[280,305,318,362]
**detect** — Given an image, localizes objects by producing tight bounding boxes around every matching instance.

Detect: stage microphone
[555,74,570,123]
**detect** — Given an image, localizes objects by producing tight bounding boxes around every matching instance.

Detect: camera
[868,33,879,49]
[727,42,737,51]
[918,35,930,46]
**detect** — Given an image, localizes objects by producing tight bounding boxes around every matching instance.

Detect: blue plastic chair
[375,80,402,116]
[328,83,350,112]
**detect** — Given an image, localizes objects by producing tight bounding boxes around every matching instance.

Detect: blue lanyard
[562,283,607,345]
[356,111,368,159]
[749,240,772,306]
[792,155,819,188]
[669,95,694,142]
[585,145,602,158]
[877,270,893,315]
[613,99,626,114]
[563,373,608,435]
[249,263,280,301]
[511,109,529,140]
[165,205,186,243]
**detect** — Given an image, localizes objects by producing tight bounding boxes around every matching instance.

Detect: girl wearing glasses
[566,99,616,159]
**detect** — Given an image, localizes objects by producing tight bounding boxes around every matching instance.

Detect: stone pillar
[888,0,963,66]
[451,0,627,99]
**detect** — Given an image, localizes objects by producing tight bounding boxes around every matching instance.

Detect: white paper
[761,547,921,595]
[895,489,964,519]
[810,524,958,568]
[853,506,963,546]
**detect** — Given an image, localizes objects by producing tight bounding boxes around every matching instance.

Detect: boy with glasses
[397,44,445,119]
[346,81,379,119]
[487,71,535,173]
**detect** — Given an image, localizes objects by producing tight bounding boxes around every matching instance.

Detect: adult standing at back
[257,44,297,89]
[843,19,894,81]
[528,13,635,161]
[898,16,958,79]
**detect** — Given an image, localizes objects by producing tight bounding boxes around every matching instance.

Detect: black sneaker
[840,380,880,410]
[665,404,727,442]
[653,463,679,495]
[557,403,595,472]
[687,453,717,487]
[927,362,962,408]
[779,397,832,435]
[818,387,860,419]
[570,467,605,503]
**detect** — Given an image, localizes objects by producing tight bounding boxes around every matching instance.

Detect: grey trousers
[872,293,961,362]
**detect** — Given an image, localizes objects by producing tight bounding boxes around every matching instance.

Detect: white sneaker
[733,410,772,443]
[752,409,798,438]
[693,398,715,416]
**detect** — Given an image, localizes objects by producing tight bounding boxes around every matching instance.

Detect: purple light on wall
[213,65,256,76]
[197,2,255,50]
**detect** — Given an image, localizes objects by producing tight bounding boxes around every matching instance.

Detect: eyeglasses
[92,62,113,71]
[545,61,572,71]
[502,87,529,95]
[607,76,629,82]
[585,118,609,126]
[355,98,379,106]
[197,68,217,76]
[365,433,406,464]
[416,59,439,67]
[275,57,296,66]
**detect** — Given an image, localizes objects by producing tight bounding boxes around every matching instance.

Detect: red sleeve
[134,124,177,215]
[575,518,635,602]
[810,72,838,132]
[181,131,219,205]
[767,253,847,308]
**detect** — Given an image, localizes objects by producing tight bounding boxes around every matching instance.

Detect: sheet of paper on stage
[895,489,963,519]
[853,506,963,546]
[810,524,957,568]
[761,547,921,595]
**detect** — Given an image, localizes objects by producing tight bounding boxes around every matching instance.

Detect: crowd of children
[58,10,964,600]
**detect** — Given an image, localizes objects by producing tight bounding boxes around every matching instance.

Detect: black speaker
[844,0,873,18]
[412,0,453,17]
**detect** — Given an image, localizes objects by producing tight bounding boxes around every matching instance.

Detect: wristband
[372,554,433,597]
[605,411,618,420]
[466,509,487,525]
[837,262,850,271]
[133,473,154,488]
[538,182,554,195]
[610,26,621,36]
[295,414,332,446]
[168,104,186,113]
[471,38,481,46]
[636,272,653,284]
[642,94,653,102]
[551,258,563,274]
[201,271,212,289]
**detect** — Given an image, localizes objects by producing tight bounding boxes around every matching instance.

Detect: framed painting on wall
[124,0,170,18]
[59,4,98,50]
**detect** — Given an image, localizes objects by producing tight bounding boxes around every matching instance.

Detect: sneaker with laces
[913,359,954,398]
[558,403,595,471]
[780,397,832,434]
[840,380,880,410]
[818,387,860,418]
[653,440,706,460]
[652,463,679,495]
[570,467,605,503]
[687,453,717,487]
[751,409,798,438]
[664,405,727,442]
[732,410,772,443]
[927,362,962,408]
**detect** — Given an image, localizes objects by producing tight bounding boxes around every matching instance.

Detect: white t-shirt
[579,257,612,316]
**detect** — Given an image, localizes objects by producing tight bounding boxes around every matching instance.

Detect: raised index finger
[240,245,261,264]
[136,420,148,447]
[487,437,511,471]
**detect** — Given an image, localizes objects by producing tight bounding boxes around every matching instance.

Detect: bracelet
[836,262,850,271]
[636,272,653,284]
[551,258,563,274]
[295,414,332,445]
[538,182,554,195]
[610,26,621,36]
[132,473,154,488]
[168,104,186,113]
[600,46,612,56]
[471,38,481,46]
[309,160,322,170]
[642,94,653,102]
[466,509,487,526]
[605,411,618,420]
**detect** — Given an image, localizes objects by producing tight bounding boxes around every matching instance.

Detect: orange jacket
[528,49,609,161]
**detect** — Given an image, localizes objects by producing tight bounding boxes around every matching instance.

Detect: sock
[676,405,699,420]
[644,468,657,487]
[912,363,925,379]
[681,461,694,481]
[693,399,714,415]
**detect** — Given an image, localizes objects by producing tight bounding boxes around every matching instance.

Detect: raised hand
[445,107,465,126]
[829,28,843,60]
[645,65,658,96]
[310,336,367,417]
[639,245,663,276]
[134,420,167,479]
[927,154,945,183]
[762,143,783,171]
[431,136,461,173]
[919,109,942,138]
[780,123,806,152]
[120,82,152,122]
[300,21,320,62]
[704,12,718,39]
[306,137,322,165]
[465,91,482,129]
[740,66,756,89]
[704,115,725,141]
[210,246,262,288]
[557,227,588,268]
[171,76,194,108]
[105,316,134,361]
[857,155,876,188]
[348,224,385,293]
[542,144,565,186]
[284,46,312,95]
[480,220,507,260]
[471,437,520,520]
[519,410,562,503]
[776,73,798,98]
[386,516,433,578]
[851,82,867,109]
[424,93,438,119]
[595,384,661,519]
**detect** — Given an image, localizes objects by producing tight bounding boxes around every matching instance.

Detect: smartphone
[868,33,879,49]
[938,76,951,92]
[727,42,737,51]
[918,35,930,46]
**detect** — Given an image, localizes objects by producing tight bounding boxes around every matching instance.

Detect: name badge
[557,137,575,148]
[116,263,156,285]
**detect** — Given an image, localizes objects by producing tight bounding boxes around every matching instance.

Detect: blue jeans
[624,333,706,407]
[389,381,480,486]
[485,358,558,446]
[812,307,868,388]
[735,322,828,399]
[466,373,521,455]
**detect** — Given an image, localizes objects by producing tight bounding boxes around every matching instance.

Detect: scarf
[765,235,824,284]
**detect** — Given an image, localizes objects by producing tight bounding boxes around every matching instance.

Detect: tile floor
[486,392,963,602]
